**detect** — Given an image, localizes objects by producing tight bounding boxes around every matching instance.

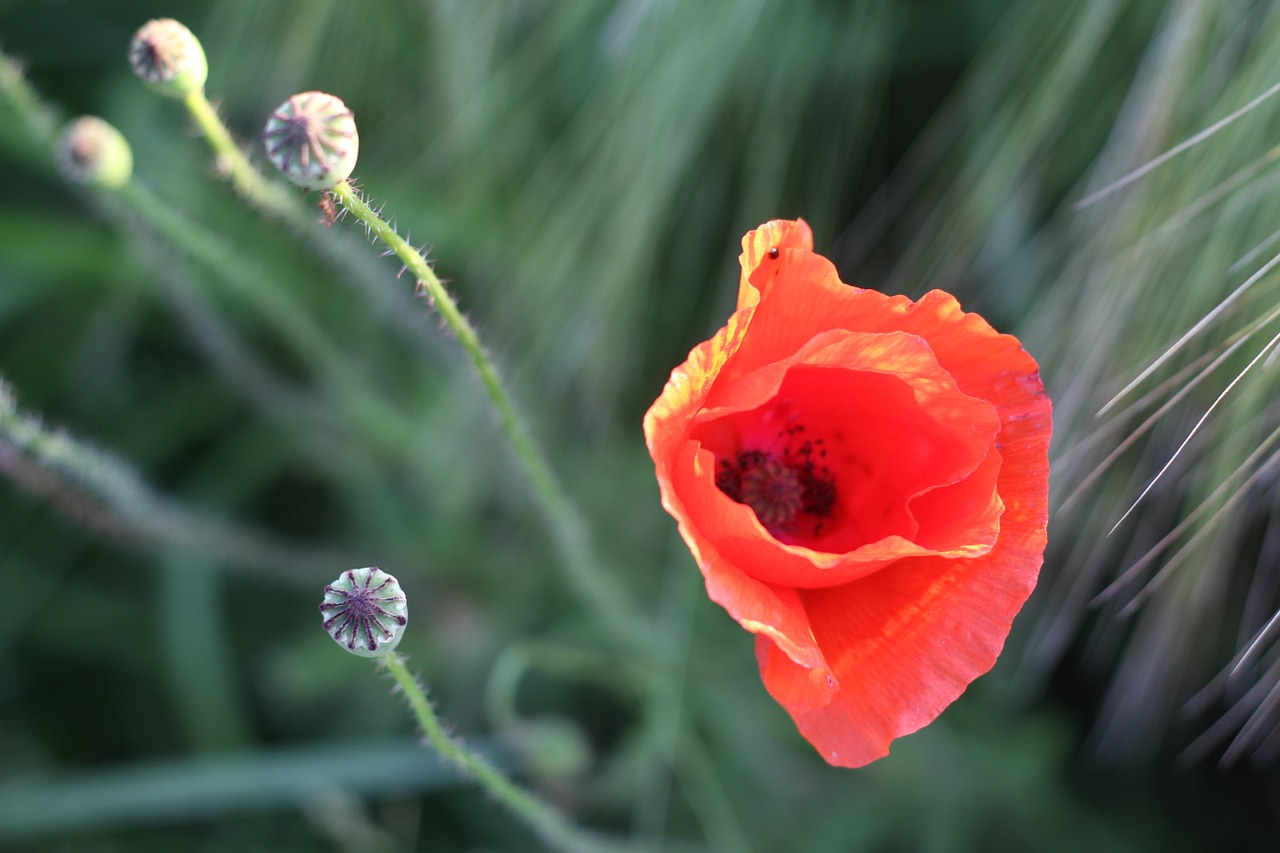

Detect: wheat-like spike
[1074,80,1280,210]
[1109,328,1280,535]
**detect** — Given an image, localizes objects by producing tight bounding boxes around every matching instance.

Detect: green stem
[183,89,271,202]
[0,378,350,578]
[117,180,338,371]
[331,180,649,649]
[380,653,611,853]
[112,179,424,458]
[0,49,59,148]
[178,88,443,359]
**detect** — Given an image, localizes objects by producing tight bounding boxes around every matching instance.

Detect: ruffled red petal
[645,305,833,680]
[758,352,1049,766]
[689,328,1002,588]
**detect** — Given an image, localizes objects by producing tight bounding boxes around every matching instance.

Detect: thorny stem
[331,179,650,650]
[380,653,614,853]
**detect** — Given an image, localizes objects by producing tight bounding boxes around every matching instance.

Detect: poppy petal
[737,219,816,310]
[760,337,1050,767]
[757,631,837,714]
[645,305,833,681]
[670,440,833,678]
[684,328,1003,588]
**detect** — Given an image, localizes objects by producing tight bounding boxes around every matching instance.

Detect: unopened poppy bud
[57,117,133,189]
[263,91,359,190]
[320,567,408,657]
[129,19,208,98]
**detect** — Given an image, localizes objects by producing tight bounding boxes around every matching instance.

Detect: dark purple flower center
[716,429,836,536]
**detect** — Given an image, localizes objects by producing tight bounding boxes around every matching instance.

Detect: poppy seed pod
[57,117,133,190]
[129,19,208,98]
[263,91,359,190]
[320,567,408,657]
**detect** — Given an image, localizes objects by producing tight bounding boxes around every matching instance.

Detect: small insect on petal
[57,117,133,189]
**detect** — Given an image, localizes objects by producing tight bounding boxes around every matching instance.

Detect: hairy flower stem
[381,653,612,853]
[331,180,650,650]
[0,50,59,148]
[182,89,261,199]
[0,380,349,578]
[176,89,441,359]
[183,89,252,194]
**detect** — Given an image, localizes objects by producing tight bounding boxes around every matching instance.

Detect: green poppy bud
[57,117,133,189]
[129,19,208,98]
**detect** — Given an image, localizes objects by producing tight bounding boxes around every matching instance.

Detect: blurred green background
[4,0,1280,850]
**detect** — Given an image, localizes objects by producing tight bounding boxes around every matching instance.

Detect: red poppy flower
[644,219,1051,767]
